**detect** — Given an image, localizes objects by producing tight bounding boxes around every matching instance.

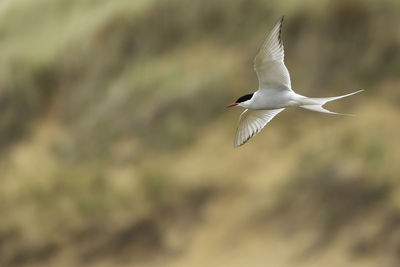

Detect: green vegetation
[0,0,400,266]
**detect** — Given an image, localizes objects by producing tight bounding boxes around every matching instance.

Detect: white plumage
[227,16,363,147]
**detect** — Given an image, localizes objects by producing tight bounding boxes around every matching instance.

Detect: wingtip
[278,16,284,26]
[233,141,242,148]
[277,16,284,46]
[234,138,245,147]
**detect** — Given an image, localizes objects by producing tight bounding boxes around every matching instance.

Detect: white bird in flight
[226,16,363,147]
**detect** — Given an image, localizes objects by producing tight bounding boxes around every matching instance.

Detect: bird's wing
[235,108,285,147]
[254,16,292,91]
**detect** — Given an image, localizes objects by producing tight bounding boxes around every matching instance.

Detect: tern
[226,16,363,147]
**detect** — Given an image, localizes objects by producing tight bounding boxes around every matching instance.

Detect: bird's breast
[249,90,297,109]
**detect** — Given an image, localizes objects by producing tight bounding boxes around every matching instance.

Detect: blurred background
[0,0,400,266]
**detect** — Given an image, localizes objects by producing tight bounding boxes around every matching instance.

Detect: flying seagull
[226,16,362,147]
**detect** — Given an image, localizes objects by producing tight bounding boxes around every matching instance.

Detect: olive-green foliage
[0,0,400,266]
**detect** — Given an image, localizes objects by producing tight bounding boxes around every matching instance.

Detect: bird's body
[227,17,363,147]
[244,89,302,110]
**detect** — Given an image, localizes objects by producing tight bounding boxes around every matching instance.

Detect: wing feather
[254,16,292,91]
[234,108,285,147]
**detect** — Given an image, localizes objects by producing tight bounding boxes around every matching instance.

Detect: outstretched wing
[235,108,285,147]
[254,16,292,91]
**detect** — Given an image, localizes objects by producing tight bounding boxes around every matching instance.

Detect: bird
[226,16,363,147]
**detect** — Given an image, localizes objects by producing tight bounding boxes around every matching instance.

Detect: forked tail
[300,90,363,115]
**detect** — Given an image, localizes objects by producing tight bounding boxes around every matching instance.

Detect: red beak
[225,103,238,108]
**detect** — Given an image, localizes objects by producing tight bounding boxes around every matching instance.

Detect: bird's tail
[300,90,363,115]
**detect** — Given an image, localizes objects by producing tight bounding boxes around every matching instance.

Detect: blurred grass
[0,0,400,266]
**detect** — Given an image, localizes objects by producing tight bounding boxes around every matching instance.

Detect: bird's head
[226,93,254,108]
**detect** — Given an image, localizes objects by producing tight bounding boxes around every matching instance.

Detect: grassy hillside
[0,0,400,266]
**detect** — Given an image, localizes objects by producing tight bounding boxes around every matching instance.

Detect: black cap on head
[236,93,254,103]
